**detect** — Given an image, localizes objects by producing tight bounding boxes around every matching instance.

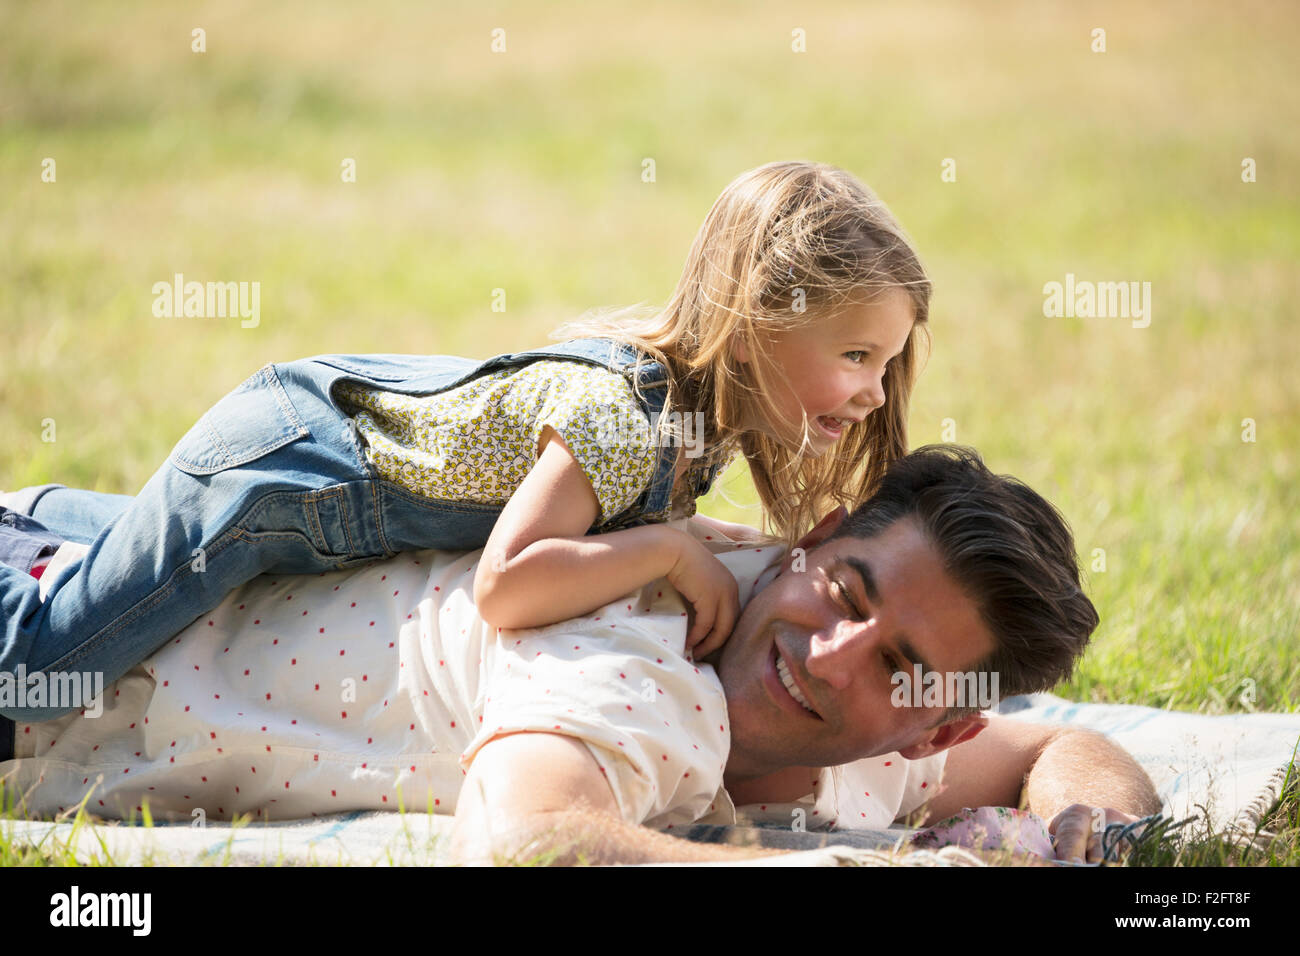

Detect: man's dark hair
[824,444,1098,725]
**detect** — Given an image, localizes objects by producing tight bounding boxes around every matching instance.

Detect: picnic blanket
[995,691,1300,849]
[5,692,1295,865]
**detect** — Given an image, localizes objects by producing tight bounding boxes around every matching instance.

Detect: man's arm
[450,731,778,865]
[908,716,1161,860]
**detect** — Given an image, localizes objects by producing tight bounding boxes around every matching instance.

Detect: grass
[1,0,1297,864]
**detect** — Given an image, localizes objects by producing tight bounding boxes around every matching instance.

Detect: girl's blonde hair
[551,160,932,551]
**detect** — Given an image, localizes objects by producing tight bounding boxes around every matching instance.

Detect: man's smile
[766,640,824,721]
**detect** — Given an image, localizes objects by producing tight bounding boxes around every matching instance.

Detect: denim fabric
[0,504,67,759]
[0,337,709,722]
[0,507,65,574]
[15,484,136,546]
[1,487,134,759]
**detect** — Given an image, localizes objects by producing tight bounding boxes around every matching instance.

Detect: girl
[0,159,931,722]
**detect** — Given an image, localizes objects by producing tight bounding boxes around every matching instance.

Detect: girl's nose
[859,373,886,411]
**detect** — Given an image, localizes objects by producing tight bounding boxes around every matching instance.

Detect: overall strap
[487,338,669,412]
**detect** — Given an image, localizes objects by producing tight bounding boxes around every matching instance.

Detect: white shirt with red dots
[6,519,946,831]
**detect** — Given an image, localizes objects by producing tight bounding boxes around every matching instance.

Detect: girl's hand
[666,534,740,657]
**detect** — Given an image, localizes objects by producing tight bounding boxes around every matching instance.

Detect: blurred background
[1,0,1296,711]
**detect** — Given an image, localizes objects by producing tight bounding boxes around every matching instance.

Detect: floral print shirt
[332,359,729,528]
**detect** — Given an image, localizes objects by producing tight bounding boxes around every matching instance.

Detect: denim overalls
[0,337,727,722]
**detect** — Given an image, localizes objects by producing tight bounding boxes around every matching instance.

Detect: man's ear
[777,506,848,575]
[897,713,989,761]
[805,506,848,546]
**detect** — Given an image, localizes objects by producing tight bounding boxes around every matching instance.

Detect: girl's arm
[473,426,739,651]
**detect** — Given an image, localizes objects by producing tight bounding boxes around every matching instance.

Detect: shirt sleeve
[528,363,660,525]
[895,749,950,822]
[803,748,952,829]
[458,596,731,826]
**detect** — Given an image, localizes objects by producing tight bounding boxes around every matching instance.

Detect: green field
[1,0,1297,865]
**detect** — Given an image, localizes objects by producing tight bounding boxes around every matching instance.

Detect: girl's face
[738,286,916,454]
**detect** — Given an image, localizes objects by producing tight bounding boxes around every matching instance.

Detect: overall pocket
[169,363,310,475]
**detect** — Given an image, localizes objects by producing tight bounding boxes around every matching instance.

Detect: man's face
[717,513,997,781]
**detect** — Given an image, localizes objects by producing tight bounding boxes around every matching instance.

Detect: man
[0,447,1158,864]
[451,446,1159,863]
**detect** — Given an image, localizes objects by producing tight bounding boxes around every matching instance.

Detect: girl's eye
[845,350,867,364]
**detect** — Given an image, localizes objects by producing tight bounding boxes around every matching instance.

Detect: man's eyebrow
[842,556,881,605]
[895,636,935,678]
[840,556,935,675]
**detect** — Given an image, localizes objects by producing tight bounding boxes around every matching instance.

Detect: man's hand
[911,717,1162,864]
[1047,804,1147,864]
[666,535,739,657]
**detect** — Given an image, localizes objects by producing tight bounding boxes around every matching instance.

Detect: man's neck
[723,763,823,805]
